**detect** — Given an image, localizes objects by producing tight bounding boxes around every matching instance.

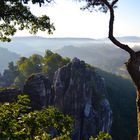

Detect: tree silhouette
[0,0,54,41]
[82,0,140,139]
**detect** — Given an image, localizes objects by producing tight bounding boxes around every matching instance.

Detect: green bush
[90,131,112,140]
[0,95,73,140]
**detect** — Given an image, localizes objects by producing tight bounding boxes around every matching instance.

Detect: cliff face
[23,74,52,109]
[53,58,112,139]
[0,88,21,103]
[23,58,112,139]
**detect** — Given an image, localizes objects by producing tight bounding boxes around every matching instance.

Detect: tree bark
[126,52,140,140]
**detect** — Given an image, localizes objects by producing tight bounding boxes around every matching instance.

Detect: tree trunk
[97,1,140,139]
[136,91,140,140]
[126,52,140,140]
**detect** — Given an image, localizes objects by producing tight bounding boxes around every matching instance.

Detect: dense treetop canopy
[0,95,73,139]
[0,0,55,42]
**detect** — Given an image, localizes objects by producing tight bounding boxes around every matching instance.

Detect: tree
[42,50,70,80]
[1,62,19,87]
[29,54,43,73]
[0,0,55,42]
[90,131,111,140]
[0,95,73,139]
[15,55,43,88]
[80,0,140,139]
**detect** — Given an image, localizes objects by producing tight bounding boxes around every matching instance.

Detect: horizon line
[13,35,140,40]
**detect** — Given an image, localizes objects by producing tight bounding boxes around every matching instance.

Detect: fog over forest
[0,36,140,77]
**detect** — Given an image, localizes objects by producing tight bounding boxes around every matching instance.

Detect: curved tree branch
[103,0,135,57]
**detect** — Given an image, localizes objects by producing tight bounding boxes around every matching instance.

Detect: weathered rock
[0,88,21,103]
[22,58,112,139]
[53,58,112,139]
[23,74,52,109]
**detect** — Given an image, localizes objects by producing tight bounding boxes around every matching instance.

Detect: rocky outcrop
[53,58,112,139]
[0,88,21,103]
[22,58,112,139]
[23,74,52,109]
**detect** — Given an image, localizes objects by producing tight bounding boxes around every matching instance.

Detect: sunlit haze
[15,0,140,39]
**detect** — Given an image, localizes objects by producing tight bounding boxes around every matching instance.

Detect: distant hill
[1,36,140,77]
[100,36,140,43]
[117,36,140,42]
[56,44,130,78]
[0,36,139,56]
[0,36,95,56]
[0,47,20,73]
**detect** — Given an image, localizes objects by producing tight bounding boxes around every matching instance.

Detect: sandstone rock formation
[0,88,21,103]
[23,74,52,109]
[53,58,112,139]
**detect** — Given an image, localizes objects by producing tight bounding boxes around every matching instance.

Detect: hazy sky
[15,0,140,39]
